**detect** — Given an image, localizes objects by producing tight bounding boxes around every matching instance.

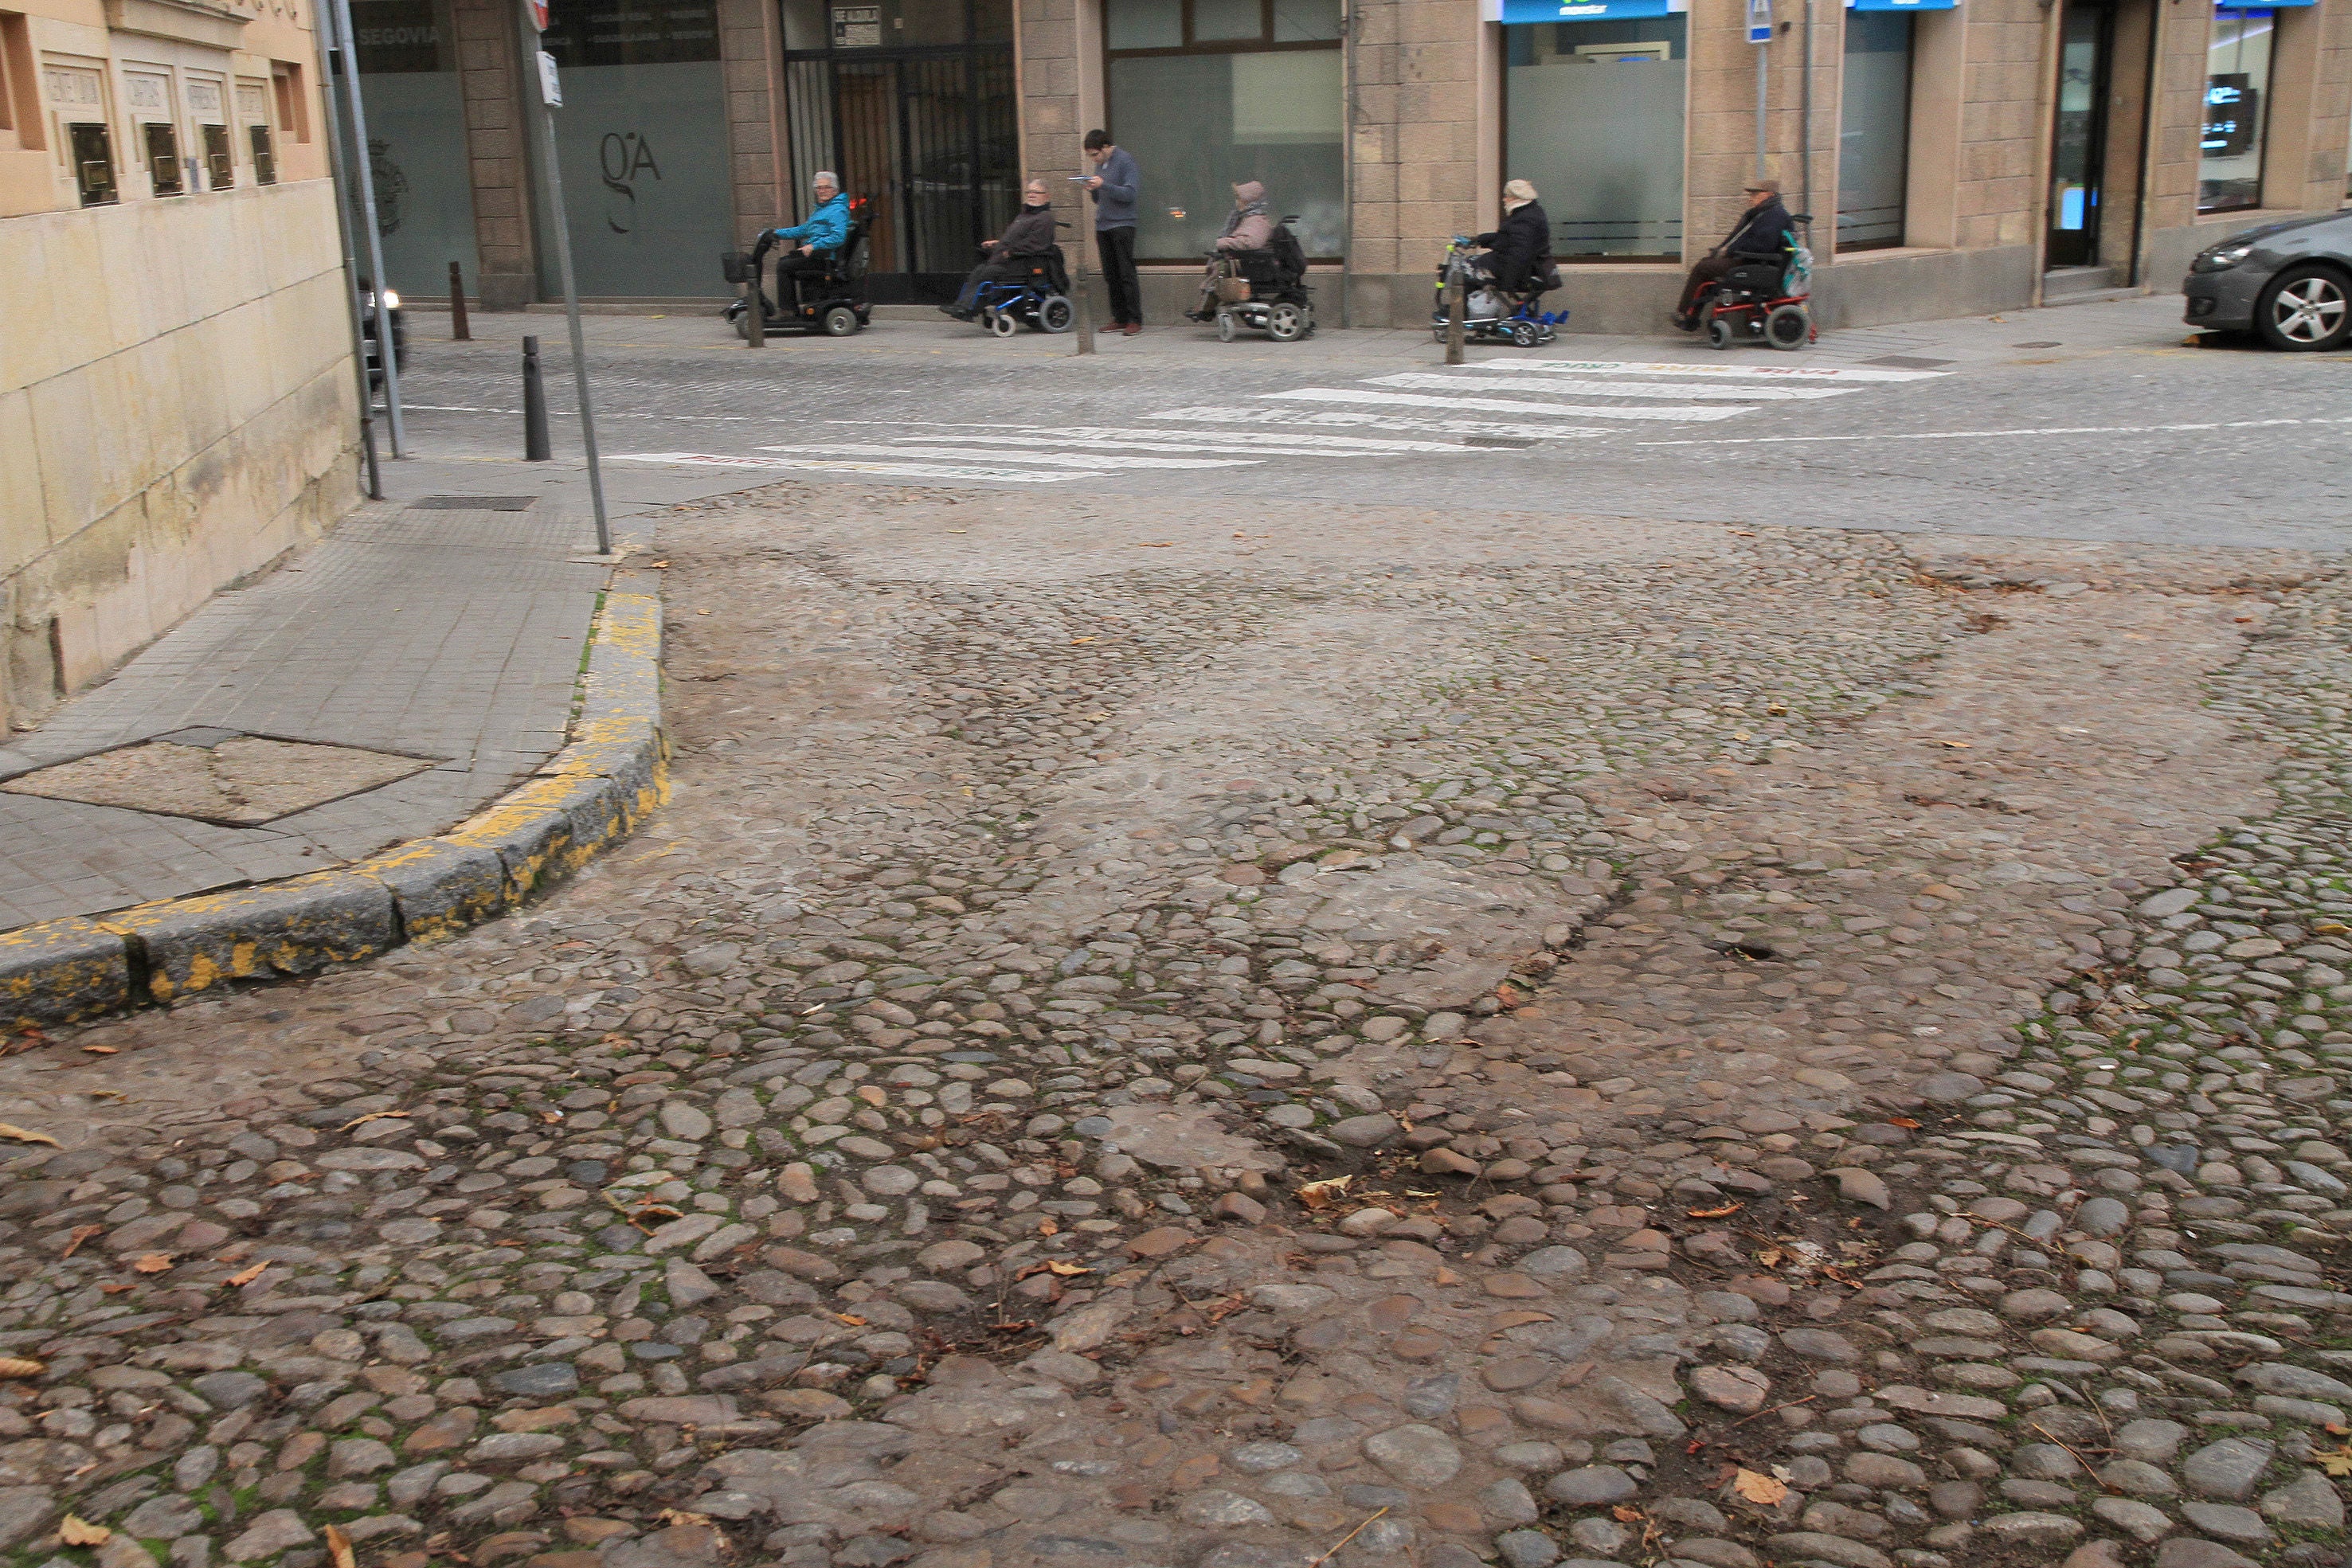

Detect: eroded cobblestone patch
[0,492,2346,1568]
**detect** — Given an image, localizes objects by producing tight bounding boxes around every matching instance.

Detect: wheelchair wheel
[822,303,859,338]
[1036,295,1073,334]
[988,309,1017,338]
[1215,311,1237,343]
[1509,320,1542,348]
[1765,304,1811,351]
[732,311,750,342]
[1267,303,1306,342]
[1707,317,1736,351]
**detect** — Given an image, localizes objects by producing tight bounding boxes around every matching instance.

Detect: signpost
[1747,0,1771,183]
[520,1,612,555]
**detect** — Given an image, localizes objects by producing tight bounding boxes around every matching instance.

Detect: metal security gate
[782,47,1017,302]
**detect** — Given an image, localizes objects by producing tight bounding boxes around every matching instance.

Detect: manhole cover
[406,495,539,511]
[1859,354,1954,370]
[0,730,437,826]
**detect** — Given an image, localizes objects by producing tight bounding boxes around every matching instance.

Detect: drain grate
[1462,436,1539,449]
[1859,354,1954,370]
[406,495,540,511]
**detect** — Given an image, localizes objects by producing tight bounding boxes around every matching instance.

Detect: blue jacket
[775,192,851,252]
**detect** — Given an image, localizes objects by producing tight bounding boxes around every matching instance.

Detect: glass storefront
[1104,0,1343,261]
[2199,6,2272,213]
[1837,10,1912,249]
[351,0,479,296]
[538,0,735,296]
[1503,10,1685,259]
[779,0,1019,301]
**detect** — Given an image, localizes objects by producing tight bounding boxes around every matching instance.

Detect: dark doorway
[781,0,1017,303]
[2046,0,2114,270]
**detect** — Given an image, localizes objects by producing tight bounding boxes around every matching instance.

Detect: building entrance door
[781,46,1016,303]
[2047,0,2115,269]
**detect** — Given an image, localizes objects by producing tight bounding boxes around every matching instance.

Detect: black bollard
[522,334,550,461]
[450,260,471,341]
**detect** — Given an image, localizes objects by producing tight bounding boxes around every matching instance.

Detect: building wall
[0,0,357,729]
[452,0,534,308]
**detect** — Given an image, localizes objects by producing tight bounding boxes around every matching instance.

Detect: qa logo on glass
[1747,0,1771,42]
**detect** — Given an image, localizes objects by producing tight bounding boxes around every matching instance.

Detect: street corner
[0,918,132,1028]
[97,870,402,1004]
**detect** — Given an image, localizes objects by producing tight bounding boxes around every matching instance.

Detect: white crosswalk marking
[832,422,1487,454]
[1145,407,1605,440]
[1448,370,1861,401]
[1261,386,1749,421]
[1475,358,1949,381]
[761,442,1257,470]
[611,452,1086,483]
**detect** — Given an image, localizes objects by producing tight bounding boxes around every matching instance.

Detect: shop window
[2200,7,2271,213]
[1505,15,1685,259]
[1837,11,1910,248]
[69,119,115,205]
[1104,0,1344,261]
[351,0,479,297]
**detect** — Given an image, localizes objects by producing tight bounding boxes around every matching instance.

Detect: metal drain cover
[406,495,540,511]
[1,731,436,826]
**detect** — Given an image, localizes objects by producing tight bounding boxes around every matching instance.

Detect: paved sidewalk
[0,460,677,933]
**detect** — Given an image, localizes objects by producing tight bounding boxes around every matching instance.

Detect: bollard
[1445,272,1466,367]
[745,253,765,349]
[449,260,471,341]
[1073,244,1095,355]
[522,334,550,461]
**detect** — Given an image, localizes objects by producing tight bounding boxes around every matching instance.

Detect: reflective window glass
[2200,6,2272,213]
[1504,16,1685,258]
[1838,11,1911,249]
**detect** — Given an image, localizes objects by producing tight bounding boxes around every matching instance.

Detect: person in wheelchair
[944,178,1059,321]
[761,172,853,304]
[1471,179,1553,299]
[1673,178,1794,331]
[1188,181,1277,315]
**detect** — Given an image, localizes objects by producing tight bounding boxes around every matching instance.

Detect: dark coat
[991,204,1058,256]
[1475,201,1552,292]
[1718,197,1794,260]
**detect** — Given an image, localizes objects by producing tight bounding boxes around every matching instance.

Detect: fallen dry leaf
[227,1261,270,1287]
[1020,1260,1095,1279]
[0,1357,45,1379]
[656,1510,710,1528]
[1134,542,1174,548]
[1887,1116,1922,1128]
[1686,1202,1744,1219]
[339,1109,409,1131]
[2313,1443,2352,1479]
[1732,1468,1789,1505]
[59,1516,110,1546]
[540,1109,563,1124]
[87,1089,126,1102]
[1934,739,1972,749]
[832,1313,867,1328]
[60,1225,101,1258]
[324,1523,356,1568]
[131,1253,175,1274]
[1069,637,1096,644]
[82,1046,117,1054]
[0,1124,60,1148]
[1297,1175,1354,1211]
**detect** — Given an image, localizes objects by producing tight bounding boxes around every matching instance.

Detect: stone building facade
[1,0,355,727]
[362,0,2348,328]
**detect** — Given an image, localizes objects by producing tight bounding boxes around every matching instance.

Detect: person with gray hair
[769,172,852,268]
[1472,178,1552,294]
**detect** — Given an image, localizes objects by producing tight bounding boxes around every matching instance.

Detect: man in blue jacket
[770,172,852,287]
[1082,131,1142,335]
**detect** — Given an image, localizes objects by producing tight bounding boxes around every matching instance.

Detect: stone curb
[0,584,666,1026]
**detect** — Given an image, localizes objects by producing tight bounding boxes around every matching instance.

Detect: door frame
[2045,0,2116,271]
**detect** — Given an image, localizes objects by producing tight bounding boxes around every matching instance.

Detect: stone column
[453,0,536,308]
[719,0,784,246]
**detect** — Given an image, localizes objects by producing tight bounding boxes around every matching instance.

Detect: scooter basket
[720,251,753,285]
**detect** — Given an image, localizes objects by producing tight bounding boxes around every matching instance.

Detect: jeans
[1098,225,1141,326]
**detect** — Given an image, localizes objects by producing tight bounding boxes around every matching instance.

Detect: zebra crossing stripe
[1260,388,1747,421]
[758,443,1254,471]
[1476,358,1949,381]
[1147,407,1606,440]
[610,452,1085,483]
[835,421,1484,454]
[1446,370,1861,401]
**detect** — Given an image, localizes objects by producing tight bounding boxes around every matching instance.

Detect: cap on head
[1745,178,1782,196]
[1503,178,1538,202]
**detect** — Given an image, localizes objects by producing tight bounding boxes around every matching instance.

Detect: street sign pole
[326,0,405,458]
[520,5,612,555]
[1748,0,1772,185]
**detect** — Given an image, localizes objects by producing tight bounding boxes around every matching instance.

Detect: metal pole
[311,22,382,501]
[531,91,612,553]
[326,0,405,457]
[1798,0,1813,229]
[1340,0,1355,331]
[1755,41,1769,186]
[450,260,472,340]
[1072,169,1096,356]
[522,335,551,460]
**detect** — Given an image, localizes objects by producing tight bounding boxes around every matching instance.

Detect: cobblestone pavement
[5,487,2352,1568]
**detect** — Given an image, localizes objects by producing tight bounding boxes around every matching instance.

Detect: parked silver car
[2182,209,2352,352]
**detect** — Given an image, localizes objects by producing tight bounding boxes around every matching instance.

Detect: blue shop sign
[1847,0,1958,10]
[1495,0,1684,22]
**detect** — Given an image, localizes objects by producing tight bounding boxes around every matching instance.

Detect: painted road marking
[1261,388,1748,421]
[1489,359,1951,381]
[760,443,1254,471]
[1636,415,2352,447]
[834,421,1486,454]
[1145,407,1606,440]
[610,452,1085,483]
[1399,371,1857,402]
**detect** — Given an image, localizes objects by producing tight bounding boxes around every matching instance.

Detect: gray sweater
[1090,147,1139,230]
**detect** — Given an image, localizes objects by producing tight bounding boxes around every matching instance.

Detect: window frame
[1835,7,1914,253]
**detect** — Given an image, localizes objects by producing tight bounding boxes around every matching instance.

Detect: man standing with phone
[1082,130,1142,336]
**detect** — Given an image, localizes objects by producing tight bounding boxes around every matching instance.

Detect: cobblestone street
[6,483,2352,1568]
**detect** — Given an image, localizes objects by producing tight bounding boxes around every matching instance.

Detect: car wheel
[2256,265,2352,352]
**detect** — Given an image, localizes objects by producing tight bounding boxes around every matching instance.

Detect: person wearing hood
[945,178,1059,320]
[1473,179,1552,295]
[1214,181,1275,253]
